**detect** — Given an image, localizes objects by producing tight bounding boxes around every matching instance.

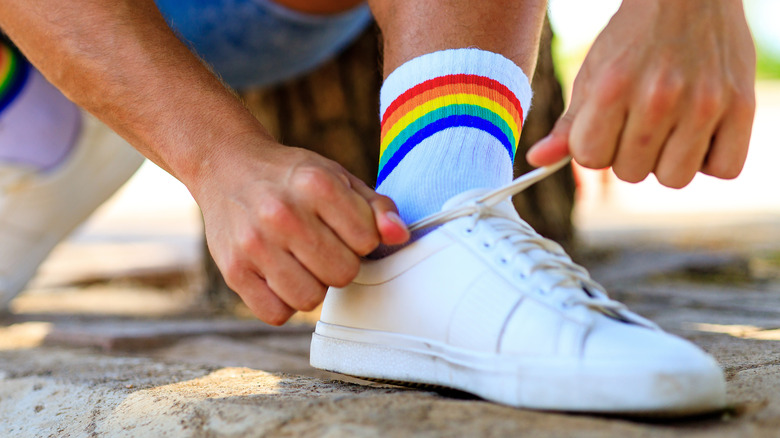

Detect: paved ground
[1,218,779,437]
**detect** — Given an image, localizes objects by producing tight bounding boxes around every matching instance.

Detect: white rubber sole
[311,321,727,415]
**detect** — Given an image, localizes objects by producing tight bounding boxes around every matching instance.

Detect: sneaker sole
[311,321,727,416]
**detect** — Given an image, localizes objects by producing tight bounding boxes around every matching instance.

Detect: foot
[311,158,726,415]
[0,113,144,310]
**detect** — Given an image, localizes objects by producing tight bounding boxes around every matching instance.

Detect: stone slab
[2,345,780,438]
[0,318,312,352]
[47,319,312,351]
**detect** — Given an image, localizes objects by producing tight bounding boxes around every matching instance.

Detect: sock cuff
[379,48,532,120]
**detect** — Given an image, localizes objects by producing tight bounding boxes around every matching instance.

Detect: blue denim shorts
[154,0,373,90]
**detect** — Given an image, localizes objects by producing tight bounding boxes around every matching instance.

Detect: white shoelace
[408,157,655,326]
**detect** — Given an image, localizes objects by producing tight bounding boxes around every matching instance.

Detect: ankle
[376,48,532,227]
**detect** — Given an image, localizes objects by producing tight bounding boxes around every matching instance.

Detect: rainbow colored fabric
[0,43,30,113]
[378,74,524,186]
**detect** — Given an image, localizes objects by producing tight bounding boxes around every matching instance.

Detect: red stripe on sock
[381,74,524,127]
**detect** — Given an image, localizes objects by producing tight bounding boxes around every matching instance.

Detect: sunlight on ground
[690,323,780,341]
[0,322,51,351]
[10,288,196,317]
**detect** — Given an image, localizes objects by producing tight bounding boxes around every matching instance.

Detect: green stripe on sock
[379,104,515,171]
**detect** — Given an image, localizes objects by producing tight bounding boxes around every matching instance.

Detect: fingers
[290,165,382,256]
[556,72,751,189]
[203,147,409,327]
[287,218,362,288]
[701,92,755,180]
[251,177,365,287]
[526,76,585,168]
[652,125,712,188]
[526,122,572,167]
[652,83,723,187]
[541,0,756,189]
[249,164,407,322]
[568,69,629,170]
[528,70,627,170]
[612,72,682,183]
[225,267,295,326]
[258,249,329,312]
[346,173,410,245]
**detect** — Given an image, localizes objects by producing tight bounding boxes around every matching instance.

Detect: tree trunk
[204,19,573,311]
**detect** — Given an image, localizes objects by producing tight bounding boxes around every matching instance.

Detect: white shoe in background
[311,159,726,415]
[0,113,144,309]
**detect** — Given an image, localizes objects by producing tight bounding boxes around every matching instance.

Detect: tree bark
[204,19,574,310]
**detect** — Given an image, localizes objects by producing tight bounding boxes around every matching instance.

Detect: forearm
[0,0,271,191]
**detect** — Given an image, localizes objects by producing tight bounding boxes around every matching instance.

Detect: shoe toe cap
[578,314,727,413]
[584,314,718,368]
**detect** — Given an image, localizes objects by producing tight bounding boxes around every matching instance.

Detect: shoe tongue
[440,188,518,218]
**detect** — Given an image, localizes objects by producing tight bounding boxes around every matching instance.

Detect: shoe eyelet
[516,272,526,279]
[537,288,550,296]
[500,257,508,265]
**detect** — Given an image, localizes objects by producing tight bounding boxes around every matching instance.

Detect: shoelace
[408,157,655,327]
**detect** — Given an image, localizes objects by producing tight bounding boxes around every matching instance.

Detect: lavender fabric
[0,68,80,171]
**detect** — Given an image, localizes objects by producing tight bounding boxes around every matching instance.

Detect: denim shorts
[154,0,373,90]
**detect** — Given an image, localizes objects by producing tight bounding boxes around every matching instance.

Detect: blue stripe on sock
[376,114,513,187]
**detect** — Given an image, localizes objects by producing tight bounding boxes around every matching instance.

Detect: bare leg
[365,0,549,238]
[369,0,548,78]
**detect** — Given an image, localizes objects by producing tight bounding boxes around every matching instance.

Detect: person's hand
[194,137,410,325]
[527,0,756,188]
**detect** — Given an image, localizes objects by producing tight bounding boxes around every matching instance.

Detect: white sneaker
[311,158,726,415]
[0,113,144,309]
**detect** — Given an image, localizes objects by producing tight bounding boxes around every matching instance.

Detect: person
[0,0,755,414]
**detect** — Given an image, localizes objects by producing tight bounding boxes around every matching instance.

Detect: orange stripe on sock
[380,82,522,142]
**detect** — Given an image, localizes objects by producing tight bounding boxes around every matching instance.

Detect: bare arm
[0,0,408,324]
[0,0,258,188]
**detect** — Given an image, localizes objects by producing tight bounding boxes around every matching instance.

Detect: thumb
[526,111,576,167]
[346,174,410,246]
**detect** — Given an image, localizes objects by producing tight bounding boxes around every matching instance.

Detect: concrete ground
[1,222,779,437]
[1,83,779,436]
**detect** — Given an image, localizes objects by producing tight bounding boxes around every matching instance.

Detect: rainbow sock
[0,42,30,114]
[0,41,81,171]
[377,48,532,229]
